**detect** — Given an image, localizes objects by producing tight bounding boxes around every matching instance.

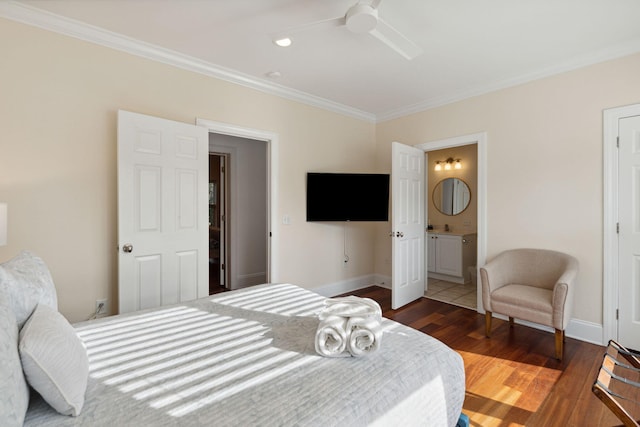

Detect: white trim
[603,103,640,345]
[4,1,640,124]
[311,275,379,297]
[491,313,603,346]
[316,273,604,345]
[377,41,640,122]
[196,118,280,284]
[415,132,488,314]
[567,319,604,346]
[0,1,375,123]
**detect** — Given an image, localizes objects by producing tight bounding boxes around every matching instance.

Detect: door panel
[118,110,208,314]
[619,115,640,349]
[392,141,425,309]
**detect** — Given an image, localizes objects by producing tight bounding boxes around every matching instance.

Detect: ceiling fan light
[274,37,292,47]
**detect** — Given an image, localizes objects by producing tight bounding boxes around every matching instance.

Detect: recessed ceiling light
[274,37,292,47]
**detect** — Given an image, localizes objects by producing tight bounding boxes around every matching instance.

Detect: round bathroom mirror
[432,178,471,216]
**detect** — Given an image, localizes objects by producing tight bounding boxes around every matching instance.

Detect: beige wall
[375,52,640,325]
[0,19,376,322]
[4,16,640,330]
[427,144,478,233]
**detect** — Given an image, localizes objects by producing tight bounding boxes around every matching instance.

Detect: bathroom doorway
[424,144,478,310]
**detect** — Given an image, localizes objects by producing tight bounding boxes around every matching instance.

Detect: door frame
[416,132,487,313]
[603,103,640,344]
[196,118,279,284]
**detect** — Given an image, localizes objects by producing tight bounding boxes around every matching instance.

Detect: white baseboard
[491,313,604,346]
[312,275,382,297]
[313,275,605,346]
[566,319,604,346]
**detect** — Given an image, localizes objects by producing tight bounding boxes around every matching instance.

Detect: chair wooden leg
[555,329,564,361]
[485,312,492,338]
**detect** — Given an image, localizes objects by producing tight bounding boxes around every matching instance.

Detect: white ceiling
[7,0,640,121]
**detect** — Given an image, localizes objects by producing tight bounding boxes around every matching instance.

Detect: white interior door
[118,110,208,314]
[391,141,425,309]
[618,114,640,349]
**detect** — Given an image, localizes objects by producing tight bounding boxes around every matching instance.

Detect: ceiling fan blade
[273,16,345,39]
[370,18,423,60]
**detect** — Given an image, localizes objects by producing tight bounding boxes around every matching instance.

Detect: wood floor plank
[341,286,622,427]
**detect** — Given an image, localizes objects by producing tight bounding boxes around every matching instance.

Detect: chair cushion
[491,284,553,327]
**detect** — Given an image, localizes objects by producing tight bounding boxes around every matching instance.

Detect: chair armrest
[552,258,579,330]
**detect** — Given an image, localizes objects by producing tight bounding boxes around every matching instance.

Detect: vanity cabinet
[427,232,476,284]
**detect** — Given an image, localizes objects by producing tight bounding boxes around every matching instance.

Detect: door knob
[396,231,404,238]
[122,243,133,253]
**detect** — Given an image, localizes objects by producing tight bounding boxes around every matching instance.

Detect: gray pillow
[0,251,58,328]
[0,298,29,426]
[19,304,88,416]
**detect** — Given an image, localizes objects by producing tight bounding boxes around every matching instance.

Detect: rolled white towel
[319,296,382,321]
[314,315,350,358]
[346,316,382,357]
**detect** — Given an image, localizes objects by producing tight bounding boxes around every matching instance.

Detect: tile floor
[425,278,477,310]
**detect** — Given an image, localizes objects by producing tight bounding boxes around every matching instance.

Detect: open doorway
[196,117,279,287]
[208,133,268,293]
[209,153,228,294]
[424,144,478,310]
[412,132,487,313]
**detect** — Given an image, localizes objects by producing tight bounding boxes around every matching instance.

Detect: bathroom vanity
[427,231,477,284]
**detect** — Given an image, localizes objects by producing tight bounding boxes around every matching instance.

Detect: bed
[2,253,465,427]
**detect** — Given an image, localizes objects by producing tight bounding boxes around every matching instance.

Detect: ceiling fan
[273,0,423,60]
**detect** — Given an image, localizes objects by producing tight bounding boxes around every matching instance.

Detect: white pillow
[19,304,88,416]
[0,251,58,329]
[0,299,29,426]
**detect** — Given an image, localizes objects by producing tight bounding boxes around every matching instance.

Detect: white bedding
[24,284,465,426]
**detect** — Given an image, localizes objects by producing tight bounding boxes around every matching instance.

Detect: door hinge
[221,264,225,271]
[617,222,620,234]
[221,166,225,173]
[617,136,620,148]
[616,308,619,320]
[269,232,272,237]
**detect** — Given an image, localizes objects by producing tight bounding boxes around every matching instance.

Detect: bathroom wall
[426,144,478,234]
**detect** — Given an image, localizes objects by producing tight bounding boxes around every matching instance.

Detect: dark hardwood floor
[344,286,621,427]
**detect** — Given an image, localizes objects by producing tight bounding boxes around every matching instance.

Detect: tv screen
[306,173,390,222]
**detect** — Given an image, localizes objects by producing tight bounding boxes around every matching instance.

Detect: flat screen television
[306,172,390,222]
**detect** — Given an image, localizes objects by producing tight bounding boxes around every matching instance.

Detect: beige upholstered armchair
[480,248,579,360]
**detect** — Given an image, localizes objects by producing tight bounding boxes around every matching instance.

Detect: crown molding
[0,1,376,123]
[377,39,640,122]
[4,1,640,124]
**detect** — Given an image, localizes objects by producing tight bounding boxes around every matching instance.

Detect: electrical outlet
[96,299,108,315]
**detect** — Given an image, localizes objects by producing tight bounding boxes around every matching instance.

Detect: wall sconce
[434,157,462,171]
[0,202,7,246]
